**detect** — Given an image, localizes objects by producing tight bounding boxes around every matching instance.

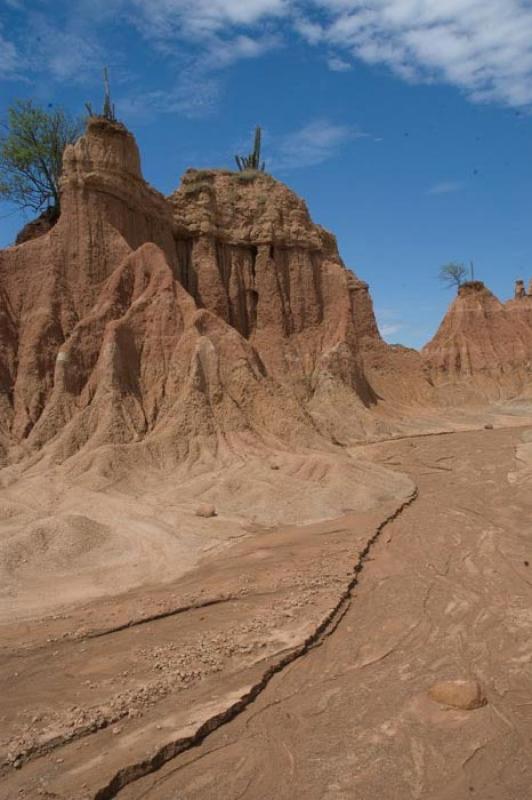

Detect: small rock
[195,503,216,518]
[484,423,494,430]
[429,679,486,710]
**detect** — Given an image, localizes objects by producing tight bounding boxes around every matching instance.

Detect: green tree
[235,126,266,172]
[439,262,467,292]
[0,100,83,217]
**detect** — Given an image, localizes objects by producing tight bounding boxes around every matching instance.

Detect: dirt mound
[422,281,532,400]
[0,514,109,572]
[0,444,414,621]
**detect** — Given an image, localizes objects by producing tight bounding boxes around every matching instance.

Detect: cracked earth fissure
[92,488,419,800]
[87,596,234,640]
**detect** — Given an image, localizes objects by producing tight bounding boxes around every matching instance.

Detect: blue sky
[1,0,531,347]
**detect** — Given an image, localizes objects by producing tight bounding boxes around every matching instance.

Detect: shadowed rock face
[1,118,428,468]
[170,168,396,413]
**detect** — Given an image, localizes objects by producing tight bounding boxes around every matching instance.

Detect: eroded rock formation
[0,118,431,471]
[1,119,530,473]
[423,281,532,399]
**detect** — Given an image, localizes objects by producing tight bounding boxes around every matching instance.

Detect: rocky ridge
[0,119,531,474]
[0,118,435,472]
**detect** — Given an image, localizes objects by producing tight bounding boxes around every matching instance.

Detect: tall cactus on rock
[85,67,117,122]
[102,67,116,122]
[235,126,266,172]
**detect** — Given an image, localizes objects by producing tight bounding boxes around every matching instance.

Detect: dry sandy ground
[1,403,529,624]
[1,421,532,798]
[0,446,410,623]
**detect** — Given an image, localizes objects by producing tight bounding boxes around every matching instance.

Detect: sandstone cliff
[0,118,432,472]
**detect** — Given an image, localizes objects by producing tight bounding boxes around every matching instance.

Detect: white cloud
[120,31,281,118]
[39,35,103,82]
[13,13,106,83]
[375,307,404,338]
[129,0,288,39]
[293,15,324,44]
[119,72,221,118]
[272,119,363,169]
[118,2,284,115]
[0,29,18,77]
[380,322,403,337]
[131,1,528,110]
[327,55,352,72]
[3,0,532,113]
[428,180,463,195]
[202,32,282,68]
[308,0,532,107]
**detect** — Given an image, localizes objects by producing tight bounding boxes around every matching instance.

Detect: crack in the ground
[0,577,352,775]
[91,488,419,800]
[87,596,234,639]
[1,596,238,655]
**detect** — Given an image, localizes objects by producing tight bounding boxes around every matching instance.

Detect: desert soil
[2,425,532,799]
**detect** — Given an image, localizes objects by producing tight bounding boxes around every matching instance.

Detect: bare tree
[439,262,467,292]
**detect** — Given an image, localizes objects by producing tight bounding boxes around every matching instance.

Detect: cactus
[102,68,116,122]
[85,67,117,122]
[235,126,266,172]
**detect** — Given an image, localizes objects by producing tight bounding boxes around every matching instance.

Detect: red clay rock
[195,504,217,518]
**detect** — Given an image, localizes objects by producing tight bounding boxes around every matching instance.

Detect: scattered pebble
[195,504,217,518]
